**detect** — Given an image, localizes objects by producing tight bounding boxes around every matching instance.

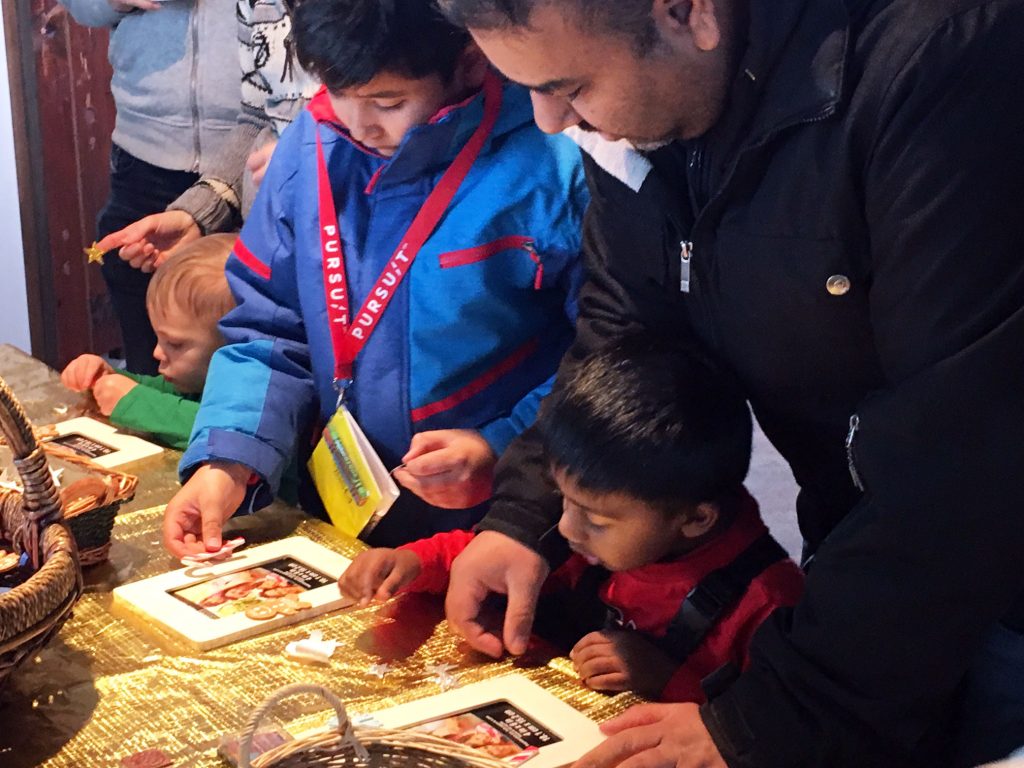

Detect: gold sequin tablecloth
[0,504,637,768]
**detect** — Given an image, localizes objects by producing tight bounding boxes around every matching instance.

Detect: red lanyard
[317,73,503,393]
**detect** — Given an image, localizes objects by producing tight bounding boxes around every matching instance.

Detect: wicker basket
[0,428,137,566]
[239,684,511,768]
[0,376,83,687]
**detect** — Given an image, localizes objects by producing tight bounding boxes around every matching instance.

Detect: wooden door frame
[3,0,57,365]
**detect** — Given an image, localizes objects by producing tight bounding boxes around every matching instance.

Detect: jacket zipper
[188,4,201,172]
[845,414,865,491]
[679,240,693,292]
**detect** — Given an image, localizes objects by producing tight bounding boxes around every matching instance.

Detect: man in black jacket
[435,0,1024,765]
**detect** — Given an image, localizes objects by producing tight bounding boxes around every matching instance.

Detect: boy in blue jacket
[162,0,587,556]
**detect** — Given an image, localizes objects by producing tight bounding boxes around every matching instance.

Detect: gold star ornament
[84,242,105,265]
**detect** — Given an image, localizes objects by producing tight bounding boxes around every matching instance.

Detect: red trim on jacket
[398,491,804,704]
[233,238,271,280]
[364,165,385,195]
[409,338,540,422]
[438,236,543,288]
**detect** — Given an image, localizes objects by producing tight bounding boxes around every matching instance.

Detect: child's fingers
[570,632,613,663]
[577,653,624,683]
[401,431,457,463]
[338,569,376,605]
[571,643,617,675]
[372,565,410,603]
[402,448,459,478]
[581,672,630,692]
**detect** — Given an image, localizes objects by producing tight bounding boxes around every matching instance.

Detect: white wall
[0,10,32,355]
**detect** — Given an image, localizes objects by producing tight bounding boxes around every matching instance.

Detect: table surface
[0,346,635,768]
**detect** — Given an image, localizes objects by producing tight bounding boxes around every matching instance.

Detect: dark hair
[536,335,752,510]
[293,0,472,92]
[437,0,661,55]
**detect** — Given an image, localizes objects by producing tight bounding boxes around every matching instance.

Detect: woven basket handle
[239,683,368,768]
[0,375,64,568]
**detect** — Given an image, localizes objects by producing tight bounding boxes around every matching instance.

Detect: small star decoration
[84,242,105,265]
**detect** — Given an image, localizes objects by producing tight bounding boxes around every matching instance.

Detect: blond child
[61,235,236,449]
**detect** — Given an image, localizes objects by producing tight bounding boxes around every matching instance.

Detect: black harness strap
[653,534,788,663]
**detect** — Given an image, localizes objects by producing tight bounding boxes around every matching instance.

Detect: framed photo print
[113,537,354,649]
[361,675,605,768]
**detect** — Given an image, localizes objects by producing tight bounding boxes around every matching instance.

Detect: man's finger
[94,230,132,253]
[598,705,669,735]
[445,576,505,658]
[573,723,662,768]
[503,567,544,655]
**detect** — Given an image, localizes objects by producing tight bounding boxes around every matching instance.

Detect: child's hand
[61,354,115,392]
[393,430,496,509]
[570,630,679,699]
[338,548,421,607]
[91,374,138,416]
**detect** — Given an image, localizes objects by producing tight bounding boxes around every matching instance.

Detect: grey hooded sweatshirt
[60,0,239,177]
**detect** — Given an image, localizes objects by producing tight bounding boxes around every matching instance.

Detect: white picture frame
[112,537,354,650]
[48,416,163,468]
[358,674,605,768]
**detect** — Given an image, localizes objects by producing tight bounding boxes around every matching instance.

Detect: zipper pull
[680,240,693,293]
[845,414,865,491]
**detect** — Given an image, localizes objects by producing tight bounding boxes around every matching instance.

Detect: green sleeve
[109,381,200,450]
[120,371,181,395]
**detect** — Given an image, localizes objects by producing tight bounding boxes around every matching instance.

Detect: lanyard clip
[334,377,352,409]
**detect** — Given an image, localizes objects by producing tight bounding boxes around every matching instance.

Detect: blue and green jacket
[181,76,587,529]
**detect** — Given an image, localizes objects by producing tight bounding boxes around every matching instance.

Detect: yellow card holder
[308,406,400,539]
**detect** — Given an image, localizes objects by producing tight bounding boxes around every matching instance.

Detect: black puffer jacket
[482,0,1024,764]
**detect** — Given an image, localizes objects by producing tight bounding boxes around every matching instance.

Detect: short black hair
[536,335,752,511]
[293,0,472,92]
[437,0,660,55]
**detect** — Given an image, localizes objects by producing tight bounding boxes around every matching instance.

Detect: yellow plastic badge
[308,407,398,538]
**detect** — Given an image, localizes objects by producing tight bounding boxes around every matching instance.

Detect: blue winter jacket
[181,77,588,528]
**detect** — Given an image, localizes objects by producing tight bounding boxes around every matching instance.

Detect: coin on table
[245,604,278,621]
[0,552,20,572]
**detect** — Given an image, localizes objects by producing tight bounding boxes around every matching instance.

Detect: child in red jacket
[339,335,803,703]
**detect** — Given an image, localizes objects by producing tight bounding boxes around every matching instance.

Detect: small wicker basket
[0,428,137,566]
[0,375,83,687]
[239,684,512,768]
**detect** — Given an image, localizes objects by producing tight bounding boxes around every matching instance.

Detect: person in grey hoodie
[92,0,318,277]
[60,0,239,374]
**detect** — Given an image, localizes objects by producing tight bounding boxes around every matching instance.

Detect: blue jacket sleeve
[180,139,318,500]
[477,152,588,456]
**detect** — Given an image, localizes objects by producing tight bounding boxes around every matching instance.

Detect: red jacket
[400,492,804,703]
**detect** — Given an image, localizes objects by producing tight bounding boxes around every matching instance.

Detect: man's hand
[445,530,549,657]
[338,548,421,606]
[95,210,201,273]
[108,0,161,13]
[91,373,138,416]
[162,462,250,558]
[570,630,678,699]
[393,429,496,509]
[573,704,726,768]
[61,354,115,392]
[246,140,278,188]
